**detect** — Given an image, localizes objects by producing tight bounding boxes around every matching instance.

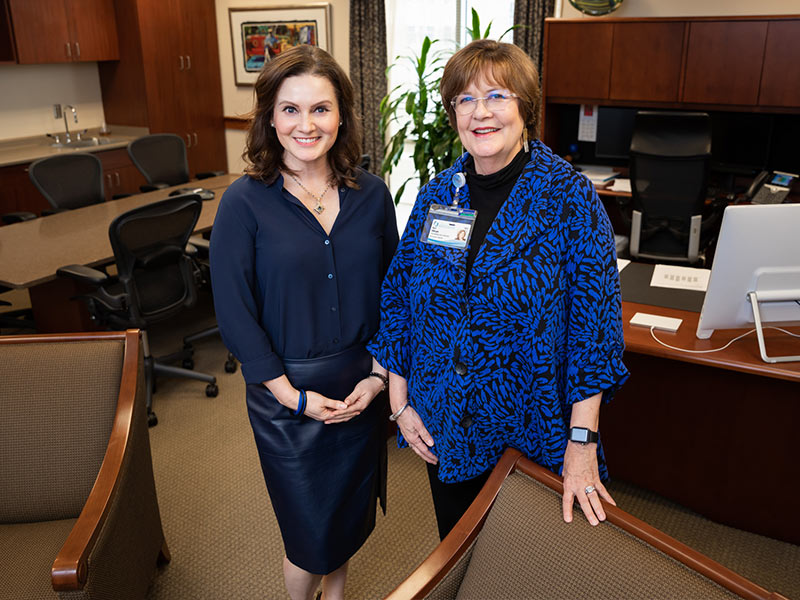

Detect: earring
[339,121,343,126]
[270,122,274,127]
[522,129,529,153]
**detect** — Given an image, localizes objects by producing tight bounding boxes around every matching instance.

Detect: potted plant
[379,10,515,204]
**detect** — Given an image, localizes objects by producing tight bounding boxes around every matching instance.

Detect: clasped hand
[320,376,384,424]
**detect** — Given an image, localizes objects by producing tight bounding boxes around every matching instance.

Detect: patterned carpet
[142,299,799,600]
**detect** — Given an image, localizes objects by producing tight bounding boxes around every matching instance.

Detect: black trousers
[426,462,491,541]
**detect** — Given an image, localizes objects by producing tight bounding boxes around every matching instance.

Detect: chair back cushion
[28,153,105,210]
[0,340,123,523]
[454,471,740,599]
[127,133,190,186]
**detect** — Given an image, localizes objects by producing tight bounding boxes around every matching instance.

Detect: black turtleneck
[463,148,528,274]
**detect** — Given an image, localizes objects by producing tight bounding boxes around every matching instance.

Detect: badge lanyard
[420,172,478,250]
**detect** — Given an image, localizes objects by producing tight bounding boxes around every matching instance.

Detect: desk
[604,301,800,544]
[0,174,240,332]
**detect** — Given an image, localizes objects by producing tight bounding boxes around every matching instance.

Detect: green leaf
[471,8,481,41]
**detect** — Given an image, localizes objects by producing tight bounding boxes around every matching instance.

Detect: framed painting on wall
[229,4,331,86]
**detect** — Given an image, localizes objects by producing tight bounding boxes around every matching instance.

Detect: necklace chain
[288,173,333,214]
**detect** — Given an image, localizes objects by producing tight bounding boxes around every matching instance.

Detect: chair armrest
[2,211,37,224]
[195,170,225,180]
[57,264,109,286]
[52,331,149,590]
[139,183,170,192]
[188,236,209,253]
[185,243,198,257]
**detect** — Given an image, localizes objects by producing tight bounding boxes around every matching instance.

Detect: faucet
[63,105,77,142]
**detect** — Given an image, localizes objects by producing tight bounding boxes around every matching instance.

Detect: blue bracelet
[294,389,307,416]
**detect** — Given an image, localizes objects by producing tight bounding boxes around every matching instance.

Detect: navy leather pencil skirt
[245,344,386,575]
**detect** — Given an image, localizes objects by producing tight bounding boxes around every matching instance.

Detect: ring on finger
[584,485,596,495]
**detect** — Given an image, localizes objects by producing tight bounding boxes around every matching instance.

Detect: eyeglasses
[450,92,520,116]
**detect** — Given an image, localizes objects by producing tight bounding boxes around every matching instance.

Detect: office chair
[627,111,721,264]
[0,285,35,332]
[28,152,105,213]
[127,133,223,192]
[57,194,219,427]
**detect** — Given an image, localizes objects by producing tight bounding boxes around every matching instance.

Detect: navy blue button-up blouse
[210,171,398,385]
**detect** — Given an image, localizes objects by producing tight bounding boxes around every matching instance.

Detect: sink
[49,137,123,148]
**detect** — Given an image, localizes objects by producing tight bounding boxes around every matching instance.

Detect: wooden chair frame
[0,329,170,592]
[386,448,788,600]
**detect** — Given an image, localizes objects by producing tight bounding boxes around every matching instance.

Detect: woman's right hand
[264,375,347,422]
[390,372,438,464]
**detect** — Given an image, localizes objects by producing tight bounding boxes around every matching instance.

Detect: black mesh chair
[628,111,721,264]
[127,133,223,192]
[28,152,105,213]
[57,195,218,426]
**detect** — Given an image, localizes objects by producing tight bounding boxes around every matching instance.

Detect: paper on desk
[578,104,598,142]
[610,178,631,193]
[617,259,631,272]
[650,264,710,292]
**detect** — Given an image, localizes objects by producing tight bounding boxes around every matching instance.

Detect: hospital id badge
[420,204,477,250]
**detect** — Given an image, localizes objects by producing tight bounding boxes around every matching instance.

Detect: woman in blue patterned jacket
[368,39,629,540]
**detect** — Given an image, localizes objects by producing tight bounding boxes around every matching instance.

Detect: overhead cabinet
[543,16,800,110]
[4,0,119,63]
[98,0,226,175]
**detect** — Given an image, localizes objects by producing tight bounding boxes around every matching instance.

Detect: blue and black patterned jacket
[368,140,629,483]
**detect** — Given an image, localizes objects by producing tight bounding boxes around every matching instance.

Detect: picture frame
[229,4,331,86]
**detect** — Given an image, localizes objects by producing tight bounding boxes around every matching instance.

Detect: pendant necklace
[288,173,333,214]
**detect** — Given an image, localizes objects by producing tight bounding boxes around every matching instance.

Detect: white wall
[0,63,106,141]
[559,0,799,18]
[214,0,351,174]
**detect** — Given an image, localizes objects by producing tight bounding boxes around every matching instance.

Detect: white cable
[649,326,800,354]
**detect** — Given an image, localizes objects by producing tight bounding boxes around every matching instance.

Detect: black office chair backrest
[108,195,202,325]
[127,134,190,187]
[630,111,711,221]
[28,153,105,210]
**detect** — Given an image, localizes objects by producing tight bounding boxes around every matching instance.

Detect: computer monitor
[595,107,637,160]
[696,204,800,363]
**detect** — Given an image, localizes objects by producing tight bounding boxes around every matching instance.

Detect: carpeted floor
[141,299,798,600]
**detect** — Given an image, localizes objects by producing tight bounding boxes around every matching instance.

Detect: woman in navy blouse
[369,39,628,540]
[210,46,397,600]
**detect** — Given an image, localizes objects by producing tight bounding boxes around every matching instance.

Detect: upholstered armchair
[387,448,788,600]
[0,330,169,599]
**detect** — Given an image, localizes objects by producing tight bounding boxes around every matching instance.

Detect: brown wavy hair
[244,45,362,188]
[440,39,542,142]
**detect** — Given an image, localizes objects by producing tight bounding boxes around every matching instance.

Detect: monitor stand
[748,290,800,363]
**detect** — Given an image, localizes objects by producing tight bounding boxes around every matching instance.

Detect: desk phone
[747,170,797,204]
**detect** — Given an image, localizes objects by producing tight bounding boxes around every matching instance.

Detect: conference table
[2,174,798,544]
[0,173,239,332]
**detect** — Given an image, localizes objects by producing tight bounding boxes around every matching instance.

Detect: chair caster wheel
[224,359,237,373]
[147,412,158,427]
[205,383,219,397]
[182,358,194,370]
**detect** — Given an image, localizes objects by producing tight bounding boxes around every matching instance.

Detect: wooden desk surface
[622,301,800,383]
[0,174,240,289]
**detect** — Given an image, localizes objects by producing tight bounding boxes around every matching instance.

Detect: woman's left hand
[562,441,616,526]
[323,377,384,424]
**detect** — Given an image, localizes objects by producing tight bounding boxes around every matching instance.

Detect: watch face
[571,428,589,443]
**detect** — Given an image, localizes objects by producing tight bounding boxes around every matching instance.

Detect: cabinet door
[64,0,119,61]
[682,21,767,105]
[96,148,145,200]
[180,0,227,174]
[0,163,50,216]
[610,22,685,103]
[7,0,72,63]
[544,22,613,100]
[759,20,800,108]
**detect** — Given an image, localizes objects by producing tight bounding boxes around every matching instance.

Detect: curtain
[349,0,387,173]
[513,0,556,71]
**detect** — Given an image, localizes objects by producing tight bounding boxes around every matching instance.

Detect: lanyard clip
[451,172,466,207]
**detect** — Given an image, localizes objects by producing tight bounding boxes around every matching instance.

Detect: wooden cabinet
[682,21,767,106]
[609,22,684,103]
[4,0,119,64]
[97,148,145,200]
[544,22,613,100]
[99,0,227,176]
[759,20,800,108]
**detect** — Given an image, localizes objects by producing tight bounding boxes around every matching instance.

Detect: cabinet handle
[186,55,191,70]
[75,42,80,59]
[186,133,192,148]
[192,132,198,146]
[106,174,112,188]
[179,55,184,70]
[115,172,120,186]
[66,42,72,58]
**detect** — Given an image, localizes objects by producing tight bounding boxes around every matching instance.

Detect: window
[385,0,515,229]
